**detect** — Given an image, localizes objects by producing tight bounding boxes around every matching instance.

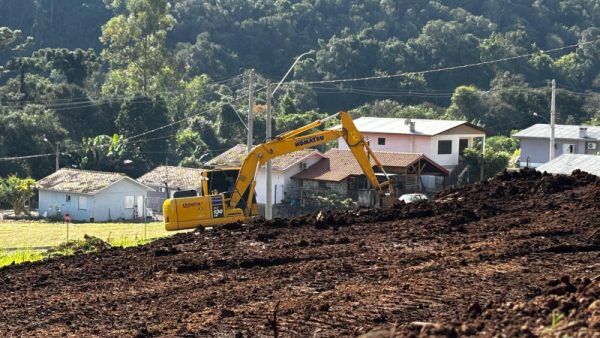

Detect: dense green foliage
[0,175,36,215]
[463,147,511,181]
[0,0,599,178]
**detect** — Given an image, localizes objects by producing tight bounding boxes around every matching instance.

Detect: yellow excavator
[163,111,394,231]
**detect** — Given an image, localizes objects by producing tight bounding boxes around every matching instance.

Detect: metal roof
[536,154,600,176]
[514,124,600,141]
[330,117,485,136]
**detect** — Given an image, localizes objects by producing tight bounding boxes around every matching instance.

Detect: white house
[206,144,323,204]
[37,168,152,222]
[333,117,487,170]
[137,166,205,214]
[514,124,600,168]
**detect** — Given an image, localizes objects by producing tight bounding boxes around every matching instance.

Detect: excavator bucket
[380,194,396,209]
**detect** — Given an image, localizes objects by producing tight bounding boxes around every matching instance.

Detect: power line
[287,38,600,85]
[0,153,54,161]
[0,73,245,108]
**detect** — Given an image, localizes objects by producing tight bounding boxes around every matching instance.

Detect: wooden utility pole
[247,70,255,153]
[265,80,273,220]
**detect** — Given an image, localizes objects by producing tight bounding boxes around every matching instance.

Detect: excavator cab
[163,194,245,231]
[163,168,255,231]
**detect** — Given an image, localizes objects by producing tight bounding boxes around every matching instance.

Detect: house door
[459,138,469,156]
[137,196,144,219]
[562,144,575,154]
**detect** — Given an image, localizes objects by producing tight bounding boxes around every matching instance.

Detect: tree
[100,0,176,96]
[0,27,31,52]
[0,105,68,178]
[486,135,519,154]
[115,96,170,172]
[276,111,326,134]
[175,129,208,167]
[0,176,36,215]
[79,134,131,173]
[463,147,510,181]
[218,104,246,147]
[31,48,100,86]
[446,85,485,122]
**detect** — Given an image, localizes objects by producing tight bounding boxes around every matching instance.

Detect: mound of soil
[0,169,599,337]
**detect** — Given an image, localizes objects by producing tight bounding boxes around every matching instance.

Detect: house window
[78,196,87,210]
[124,195,135,209]
[438,140,452,155]
[65,195,71,203]
[378,137,386,145]
[318,181,327,189]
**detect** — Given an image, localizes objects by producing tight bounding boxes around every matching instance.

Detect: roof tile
[137,166,204,189]
[36,169,128,194]
[292,149,445,182]
[206,144,321,171]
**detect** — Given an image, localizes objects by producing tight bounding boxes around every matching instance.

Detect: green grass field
[0,221,189,268]
[0,221,185,249]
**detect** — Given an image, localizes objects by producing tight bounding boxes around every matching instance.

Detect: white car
[398,193,429,204]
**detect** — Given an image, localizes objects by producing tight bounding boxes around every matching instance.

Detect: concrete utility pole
[54,142,60,172]
[247,70,255,153]
[264,50,314,220]
[265,80,273,220]
[550,79,556,161]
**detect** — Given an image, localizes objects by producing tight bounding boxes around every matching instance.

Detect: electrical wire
[0,73,245,108]
[0,153,54,161]
[285,38,600,85]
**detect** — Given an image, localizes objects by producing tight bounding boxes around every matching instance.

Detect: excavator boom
[164,112,393,231]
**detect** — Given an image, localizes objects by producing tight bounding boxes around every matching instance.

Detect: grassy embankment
[0,221,187,267]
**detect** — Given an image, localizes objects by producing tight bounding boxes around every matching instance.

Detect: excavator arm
[229,111,392,211]
[163,111,393,231]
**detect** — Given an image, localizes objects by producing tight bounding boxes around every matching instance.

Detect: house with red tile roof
[292,149,448,207]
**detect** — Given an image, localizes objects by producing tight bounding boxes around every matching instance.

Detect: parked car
[398,193,429,204]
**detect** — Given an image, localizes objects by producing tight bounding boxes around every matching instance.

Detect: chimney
[409,121,416,132]
[579,127,588,138]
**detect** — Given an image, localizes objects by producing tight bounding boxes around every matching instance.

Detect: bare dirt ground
[0,169,598,337]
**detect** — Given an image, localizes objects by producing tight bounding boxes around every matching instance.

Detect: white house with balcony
[334,117,487,171]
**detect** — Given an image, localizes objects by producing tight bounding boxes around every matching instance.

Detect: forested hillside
[1,0,599,179]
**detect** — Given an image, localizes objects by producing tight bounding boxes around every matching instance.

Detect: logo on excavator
[182,202,201,208]
[295,135,325,147]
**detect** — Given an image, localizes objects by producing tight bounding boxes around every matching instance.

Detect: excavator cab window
[206,169,240,196]
[173,190,197,198]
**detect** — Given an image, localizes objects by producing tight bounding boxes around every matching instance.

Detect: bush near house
[0,176,36,215]
[463,148,511,181]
